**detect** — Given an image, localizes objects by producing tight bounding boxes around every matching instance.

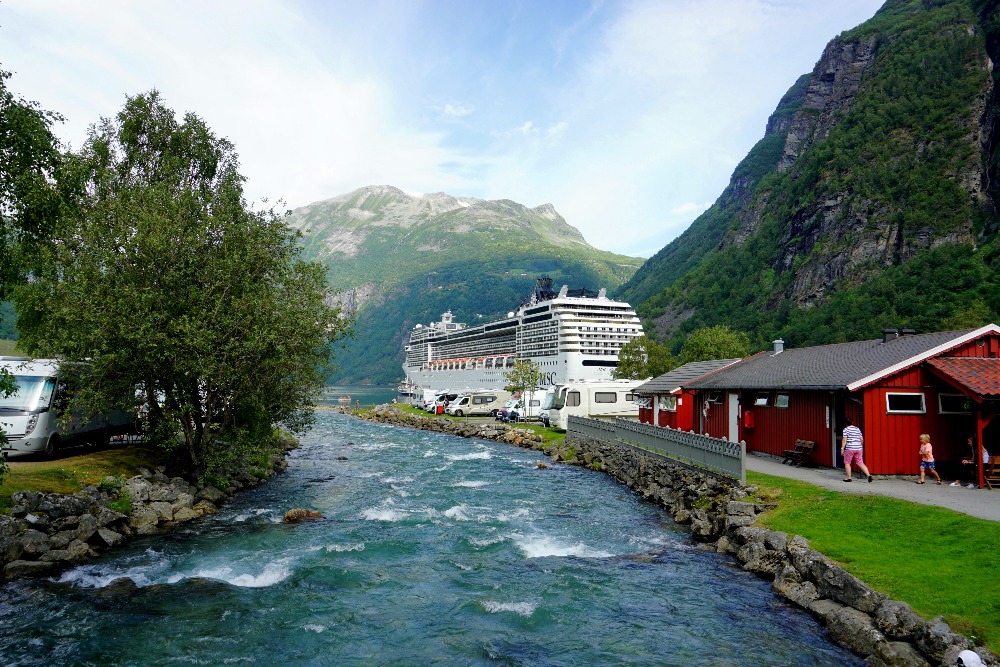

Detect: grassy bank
[0,445,165,512]
[748,471,1000,652]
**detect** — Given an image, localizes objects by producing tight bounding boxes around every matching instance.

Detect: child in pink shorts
[917,434,941,485]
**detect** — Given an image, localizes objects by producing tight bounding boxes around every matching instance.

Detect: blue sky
[1,0,885,257]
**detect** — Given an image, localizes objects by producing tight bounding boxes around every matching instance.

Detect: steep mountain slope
[288,186,643,383]
[619,0,1000,350]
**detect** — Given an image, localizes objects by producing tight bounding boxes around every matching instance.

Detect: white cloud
[442,103,474,119]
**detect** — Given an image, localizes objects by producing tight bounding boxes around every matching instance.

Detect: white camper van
[540,380,639,430]
[0,357,134,458]
[445,390,511,417]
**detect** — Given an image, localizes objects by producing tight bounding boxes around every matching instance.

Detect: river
[0,408,861,666]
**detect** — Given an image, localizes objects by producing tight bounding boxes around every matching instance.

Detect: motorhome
[0,357,134,458]
[445,390,511,417]
[539,380,640,430]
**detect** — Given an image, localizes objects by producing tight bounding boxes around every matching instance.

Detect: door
[728,392,740,443]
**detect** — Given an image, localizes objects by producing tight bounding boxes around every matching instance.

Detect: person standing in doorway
[841,418,873,483]
[917,434,942,485]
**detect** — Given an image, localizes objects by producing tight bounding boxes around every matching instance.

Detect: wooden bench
[986,455,1000,490]
[782,439,816,467]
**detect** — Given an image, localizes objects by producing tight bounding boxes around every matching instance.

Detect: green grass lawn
[1,445,165,512]
[0,339,21,356]
[748,471,1000,652]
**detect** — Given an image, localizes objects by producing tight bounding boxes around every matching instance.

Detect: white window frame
[938,393,972,415]
[658,395,677,412]
[886,392,926,414]
[775,393,790,409]
[594,392,618,404]
[754,391,770,407]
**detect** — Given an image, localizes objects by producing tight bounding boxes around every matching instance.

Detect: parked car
[445,391,510,417]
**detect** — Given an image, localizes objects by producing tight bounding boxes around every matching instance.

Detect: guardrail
[567,416,745,483]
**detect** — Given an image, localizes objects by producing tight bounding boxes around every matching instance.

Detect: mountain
[619,0,1000,351]
[288,186,644,384]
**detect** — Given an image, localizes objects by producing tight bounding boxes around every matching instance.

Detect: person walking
[917,433,942,485]
[841,418,873,483]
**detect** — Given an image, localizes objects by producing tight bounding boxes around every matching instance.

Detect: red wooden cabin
[633,359,741,431]
[682,326,1000,485]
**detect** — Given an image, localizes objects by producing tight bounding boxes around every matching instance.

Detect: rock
[149,502,175,522]
[20,529,53,556]
[192,500,218,515]
[673,509,692,525]
[96,527,125,548]
[128,505,163,535]
[126,478,153,503]
[4,559,56,579]
[822,605,886,656]
[873,600,927,641]
[283,509,324,523]
[872,640,933,667]
[76,514,99,542]
[917,616,973,663]
[773,565,820,608]
[95,577,138,599]
[196,485,226,503]
[172,507,202,523]
[0,536,24,564]
[725,500,757,516]
[24,513,50,529]
[714,535,737,555]
[40,539,94,564]
[97,507,127,527]
[810,559,887,614]
[724,514,756,530]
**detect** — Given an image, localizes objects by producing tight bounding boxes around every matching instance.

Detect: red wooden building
[681,325,1000,485]
[633,359,741,431]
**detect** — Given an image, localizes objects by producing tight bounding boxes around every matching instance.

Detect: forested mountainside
[619,0,1000,351]
[288,186,643,384]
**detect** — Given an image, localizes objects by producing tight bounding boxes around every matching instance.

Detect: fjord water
[0,410,860,666]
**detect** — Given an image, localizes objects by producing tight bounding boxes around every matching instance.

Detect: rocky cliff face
[624,0,1000,344]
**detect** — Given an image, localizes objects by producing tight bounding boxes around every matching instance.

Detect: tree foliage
[503,359,544,413]
[14,91,348,475]
[612,335,676,380]
[678,326,751,365]
[0,67,66,299]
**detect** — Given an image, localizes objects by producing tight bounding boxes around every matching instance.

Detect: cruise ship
[403,277,643,392]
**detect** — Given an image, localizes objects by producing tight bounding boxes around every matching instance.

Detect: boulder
[812,559,887,614]
[917,616,974,663]
[822,605,886,656]
[76,514,99,542]
[0,535,24,564]
[40,539,95,565]
[20,529,52,556]
[172,507,202,523]
[874,600,927,641]
[4,559,56,579]
[872,640,933,667]
[284,509,323,523]
[196,484,226,503]
[96,527,125,548]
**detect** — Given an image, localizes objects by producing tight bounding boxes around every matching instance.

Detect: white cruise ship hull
[402,278,641,396]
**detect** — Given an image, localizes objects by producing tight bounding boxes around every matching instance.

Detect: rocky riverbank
[361,406,997,667]
[0,434,298,581]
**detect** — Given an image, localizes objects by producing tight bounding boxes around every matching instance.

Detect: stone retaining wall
[0,435,297,582]
[362,406,997,667]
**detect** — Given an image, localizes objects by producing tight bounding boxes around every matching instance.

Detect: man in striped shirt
[841,418,873,483]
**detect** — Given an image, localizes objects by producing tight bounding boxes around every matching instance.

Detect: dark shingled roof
[634,359,742,395]
[686,328,985,391]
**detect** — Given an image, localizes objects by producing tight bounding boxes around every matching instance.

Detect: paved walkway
[746,453,1000,522]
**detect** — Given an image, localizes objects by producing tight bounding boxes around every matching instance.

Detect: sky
[0,0,886,258]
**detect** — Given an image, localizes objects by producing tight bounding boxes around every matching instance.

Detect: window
[658,395,677,411]
[708,391,723,404]
[754,392,770,407]
[594,392,617,404]
[775,393,789,409]
[566,391,581,407]
[886,392,926,414]
[625,393,635,402]
[938,393,972,414]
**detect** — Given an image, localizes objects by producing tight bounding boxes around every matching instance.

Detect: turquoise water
[0,411,860,666]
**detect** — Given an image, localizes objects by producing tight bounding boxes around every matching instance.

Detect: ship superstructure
[403,277,643,392]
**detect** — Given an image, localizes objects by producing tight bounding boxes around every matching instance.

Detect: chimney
[882,328,899,343]
[900,328,916,336]
[773,339,784,354]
